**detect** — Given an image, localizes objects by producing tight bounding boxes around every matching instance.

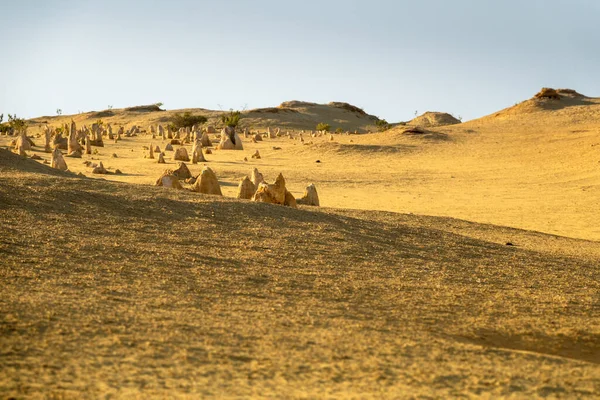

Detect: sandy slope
[1,150,599,398]
[5,92,599,240]
[1,92,600,397]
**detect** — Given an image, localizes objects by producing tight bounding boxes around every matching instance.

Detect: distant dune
[27,101,381,134]
[408,111,462,127]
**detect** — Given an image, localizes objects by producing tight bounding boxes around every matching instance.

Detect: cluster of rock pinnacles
[12,119,320,207]
[156,165,319,208]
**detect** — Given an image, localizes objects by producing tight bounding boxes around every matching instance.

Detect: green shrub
[221,110,241,128]
[335,127,343,134]
[3,114,27,134]
[316,122,330,132]
[375,118,391,132]
[170,112,207,130]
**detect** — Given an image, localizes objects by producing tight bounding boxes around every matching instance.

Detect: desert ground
[1,90,600,398]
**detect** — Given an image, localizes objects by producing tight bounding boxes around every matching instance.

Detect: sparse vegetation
[535,88,561,100]
[328,102,367,116]
[169,112,208,131]
[125,104,163,113]
[221,110,241,128]
[375,118,391,132]
[2,114,27,134]
[335,127,344,134]
[251,107,298,114]
[56,109,62,116]
[316,122,331,132]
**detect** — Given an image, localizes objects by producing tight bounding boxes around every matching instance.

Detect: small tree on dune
[221,110,241,128]
[7,114,26,135]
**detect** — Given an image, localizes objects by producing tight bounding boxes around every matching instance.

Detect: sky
[0,0,599,122]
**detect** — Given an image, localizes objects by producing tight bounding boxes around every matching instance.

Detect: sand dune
[1,89,600,397]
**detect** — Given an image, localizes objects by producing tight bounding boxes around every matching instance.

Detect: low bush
[316,122,330,132]
[170,112,207,130]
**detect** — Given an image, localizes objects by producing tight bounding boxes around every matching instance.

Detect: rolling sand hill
[8,89,600,240]
[26,101,381,134]
[408,111,462,127]
[2,89,600,397]
[1,149,599,398]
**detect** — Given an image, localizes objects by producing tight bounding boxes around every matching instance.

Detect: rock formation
[51,148,68,171]
[92,162,108,174]
[107,125,114,140]
[15,132,31,152]
[297,183,320,206]
[191,140,206,164]
[236,176,255,199]
[284,190,297,208]
[155,171,183,189]
[171,162,192,180]
[85,135,92,155]
[251,168,264,187]
[192,166,222,196]
[44,126,52,153]
[90,123,104,147]
[217,126,243,150]
[200,132,212,147]
[157,153,166,164]
[67,121,82,157]
[173,147,190,161]
[252,173,296,207]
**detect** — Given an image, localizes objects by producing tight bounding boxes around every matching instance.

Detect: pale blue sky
[1,0,598,122]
